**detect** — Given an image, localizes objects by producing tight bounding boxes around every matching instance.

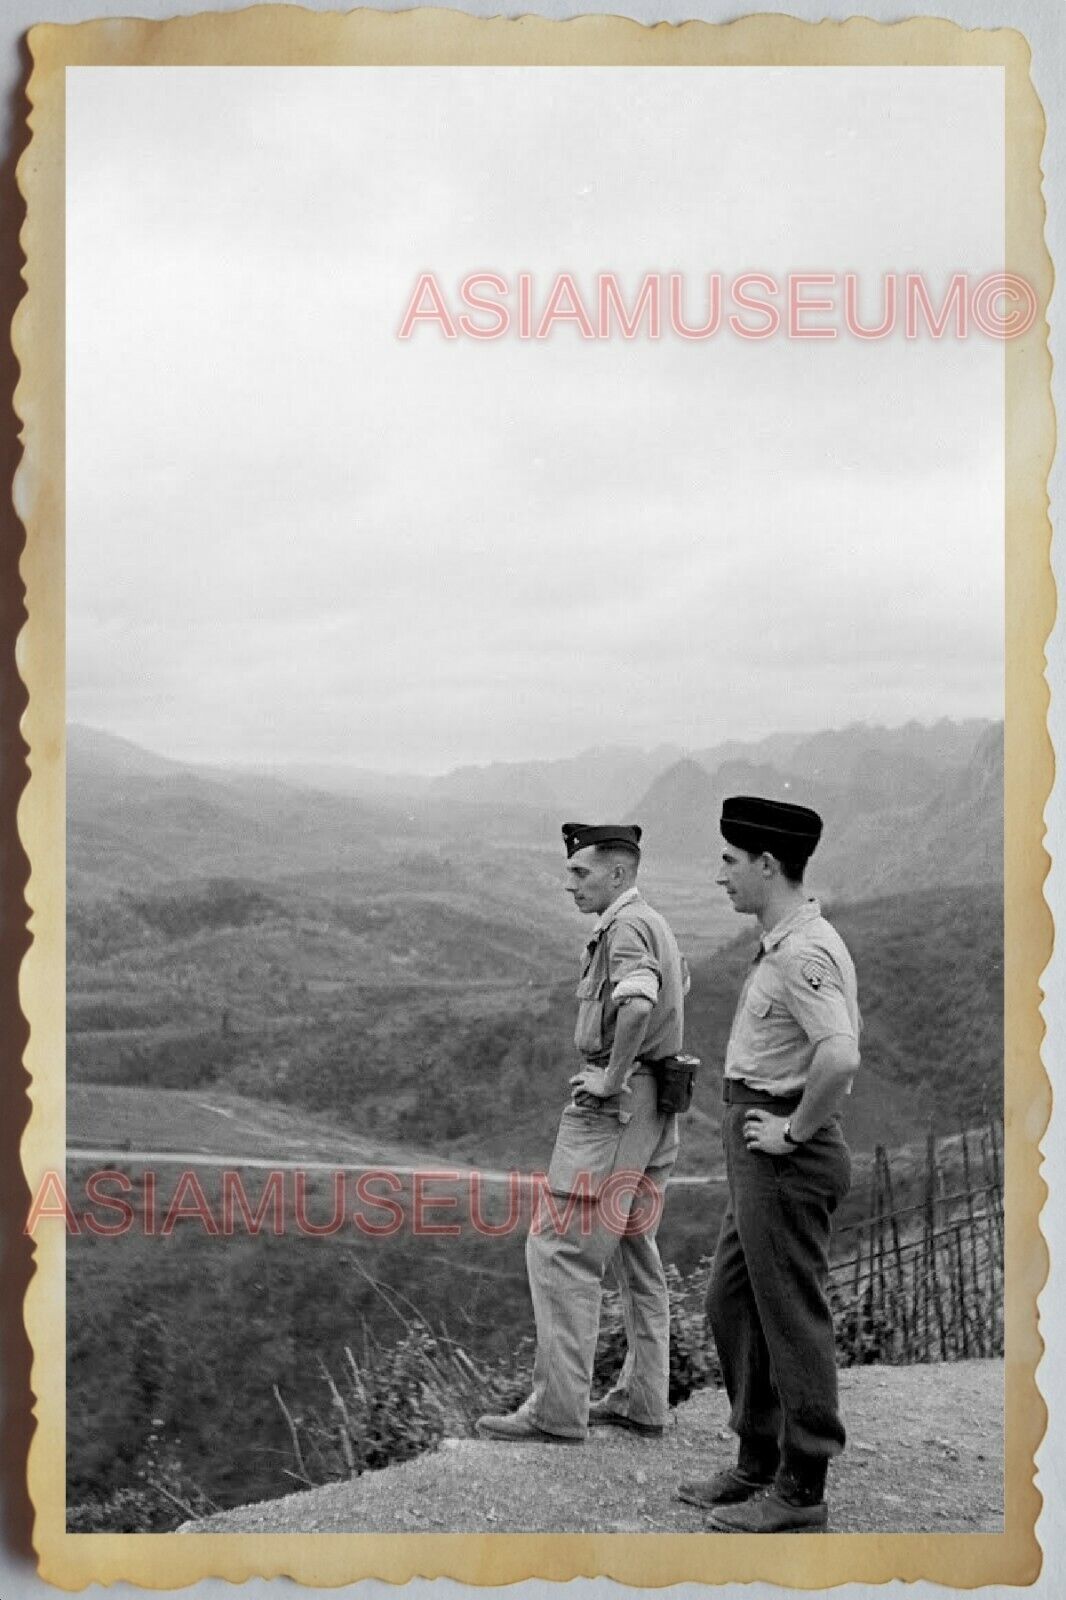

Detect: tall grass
[269,1260,717,1492]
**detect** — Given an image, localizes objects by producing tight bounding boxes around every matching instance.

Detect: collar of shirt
[759,896,822,957]
[588,886,642,947]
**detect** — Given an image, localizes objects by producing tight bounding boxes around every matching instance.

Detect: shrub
[67,1425,217,1532]
[593,1257,719,1406]
[274,1322,536,1486]
[278,1258,721,1493]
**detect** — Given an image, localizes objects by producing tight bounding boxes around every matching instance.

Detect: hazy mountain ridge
[625,757,845,861]
[420,720,992,816]
[428,743,686,815]
[687,718,989,784]
[91,717,994,816]
[67,720,1002,1149]
[69,716,998,869]
[67,717,1002,975]
[629,723,1002,899]
[70,734,565,902]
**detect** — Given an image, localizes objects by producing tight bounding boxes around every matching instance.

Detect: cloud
[66,66,1004,769]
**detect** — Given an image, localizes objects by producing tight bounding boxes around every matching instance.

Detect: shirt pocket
[574,974,607,1054]
[746,984,774,1020]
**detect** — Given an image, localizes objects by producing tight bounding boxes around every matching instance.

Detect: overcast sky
[66,67,1004,771]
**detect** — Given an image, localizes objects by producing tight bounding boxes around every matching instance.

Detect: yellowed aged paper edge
[12,6,1053,1589]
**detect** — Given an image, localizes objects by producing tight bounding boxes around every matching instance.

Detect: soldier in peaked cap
[677,796,860,1533]
[477,821,690,1443]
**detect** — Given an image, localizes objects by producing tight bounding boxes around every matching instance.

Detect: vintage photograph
[59,57,1008,1532]
[13,10,1052,1590]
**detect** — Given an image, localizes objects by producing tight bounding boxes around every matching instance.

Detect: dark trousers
[707,1105,852,1475]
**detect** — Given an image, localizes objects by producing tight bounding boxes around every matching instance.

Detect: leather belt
[722,1079,802,1112]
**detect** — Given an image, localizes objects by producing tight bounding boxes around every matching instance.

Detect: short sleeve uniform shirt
[574,887,688,1066]
[724,898,859,1096]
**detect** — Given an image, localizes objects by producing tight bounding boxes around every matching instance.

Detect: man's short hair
[593,842,641,870]
[734,842,804,884]
[769,851,805,885]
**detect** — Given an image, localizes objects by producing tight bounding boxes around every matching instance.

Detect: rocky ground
[182,1358,1003,1535]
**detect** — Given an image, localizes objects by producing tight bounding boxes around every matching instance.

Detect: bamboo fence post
[926,1128,948,1360]
[952,1224,971,1358]
[870,1148,881,1355]
[923,1126,935,1359]
[944,1205,959,1360]
[987,1119,1005,1266]
[960,1126,987,1355]
[920,1163,930,1358]
[977,1103,1000,1354]
[984,1187,1001,1354]
[867,1156,879,1354]
[880,1146,909,1356]
[979,1127,997,1336]
[850,1214,864,1364]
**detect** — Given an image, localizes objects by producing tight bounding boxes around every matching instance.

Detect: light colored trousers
[522,1068,680,1439]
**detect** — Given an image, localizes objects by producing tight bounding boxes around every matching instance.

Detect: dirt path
[183,1359,1002,1536]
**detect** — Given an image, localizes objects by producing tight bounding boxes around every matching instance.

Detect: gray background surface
[0,1,1060,1597]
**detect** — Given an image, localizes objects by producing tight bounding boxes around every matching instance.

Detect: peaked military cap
[720,795,823,863]
[562,822,643,858]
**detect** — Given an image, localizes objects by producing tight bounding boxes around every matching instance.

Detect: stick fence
[830,1120,1003,1364]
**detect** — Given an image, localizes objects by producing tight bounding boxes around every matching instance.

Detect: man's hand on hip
[742,1109,794,1155]
[569,1066,630,1106]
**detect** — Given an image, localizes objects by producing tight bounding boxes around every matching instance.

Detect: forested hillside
[70,879,1002,1164]
[68,722,1003,1162]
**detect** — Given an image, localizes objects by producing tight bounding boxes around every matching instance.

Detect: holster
[645,1052,701,1115]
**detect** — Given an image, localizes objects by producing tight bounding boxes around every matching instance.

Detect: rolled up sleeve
[608,922,662,1005]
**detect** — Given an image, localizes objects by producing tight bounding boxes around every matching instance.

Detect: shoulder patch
[800,956,833,991]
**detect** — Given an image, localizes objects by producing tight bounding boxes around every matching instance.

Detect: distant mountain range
[427,743,686,815]
[627,723,1002,900]
[66,720,1003,1161]
[71,716,995,818]
[266,717,992,816]
[68,725,400,896]
[68,716,1002,910]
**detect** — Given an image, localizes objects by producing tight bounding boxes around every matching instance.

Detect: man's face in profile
[565,847,622,916]
[716,840,766,917]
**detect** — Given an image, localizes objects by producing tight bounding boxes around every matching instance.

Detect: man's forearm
[601,999,654,1096]
[789,1037,860,1141]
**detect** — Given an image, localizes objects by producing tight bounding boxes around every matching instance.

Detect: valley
[64,715,1005,1532]
[67,717,1004,1169]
